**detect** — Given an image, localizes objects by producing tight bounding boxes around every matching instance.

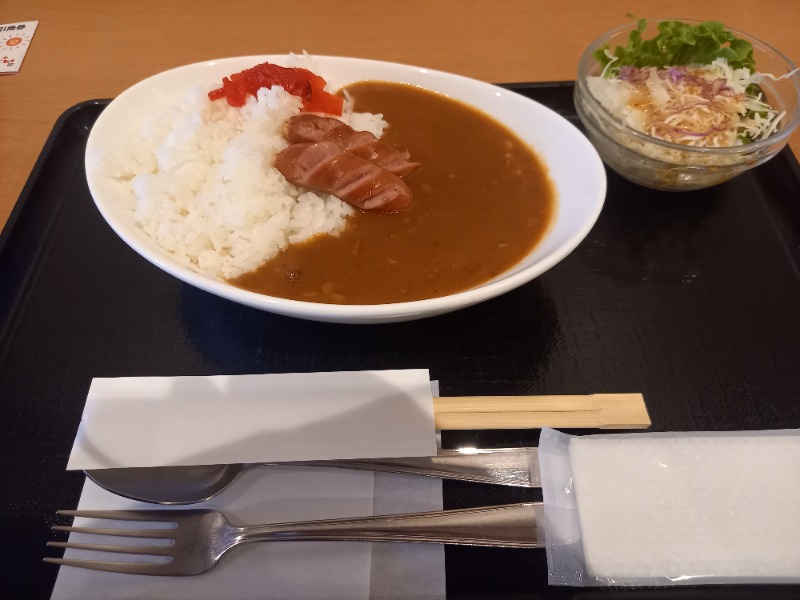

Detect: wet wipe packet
[538,427,800,586]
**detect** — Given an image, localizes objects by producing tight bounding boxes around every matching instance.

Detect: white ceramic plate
[86,55,606,324]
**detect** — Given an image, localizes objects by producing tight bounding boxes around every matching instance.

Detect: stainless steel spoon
[86,447,541,505]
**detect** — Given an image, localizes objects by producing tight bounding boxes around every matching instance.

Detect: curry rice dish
[233,81,556,304]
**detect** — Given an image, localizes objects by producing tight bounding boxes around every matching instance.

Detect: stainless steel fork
[45,503,542,576]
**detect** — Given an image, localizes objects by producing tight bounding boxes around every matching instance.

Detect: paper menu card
[67,370,438,470]
[1,21,38,74]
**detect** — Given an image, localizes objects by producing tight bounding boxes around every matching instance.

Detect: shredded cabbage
[588,58,786,147]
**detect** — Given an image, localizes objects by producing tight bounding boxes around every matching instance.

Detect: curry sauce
[231,82,555,304]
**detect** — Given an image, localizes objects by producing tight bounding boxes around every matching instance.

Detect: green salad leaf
[594,16,755,76]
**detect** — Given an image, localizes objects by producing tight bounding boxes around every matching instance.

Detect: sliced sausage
[285,114,419,177]
[274,141,412,213]
[284,113,341,142]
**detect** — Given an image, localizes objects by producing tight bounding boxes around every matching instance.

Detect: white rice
[100,65,387,280]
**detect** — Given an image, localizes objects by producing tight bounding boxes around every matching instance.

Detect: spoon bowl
[86,463,249,504]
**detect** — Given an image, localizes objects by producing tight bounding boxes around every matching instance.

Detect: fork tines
[44,509,184,575]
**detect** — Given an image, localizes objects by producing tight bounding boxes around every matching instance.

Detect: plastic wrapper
[538,427,800,586]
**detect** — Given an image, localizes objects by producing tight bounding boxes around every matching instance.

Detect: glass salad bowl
[574,19,800,191]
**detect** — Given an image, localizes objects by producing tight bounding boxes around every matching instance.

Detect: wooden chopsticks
[432,393,650,430]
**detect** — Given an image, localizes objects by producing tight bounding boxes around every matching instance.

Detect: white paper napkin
[67,370,437,469]
[370,473,446,598]
[50,468,445,599]
[52,370,445,598]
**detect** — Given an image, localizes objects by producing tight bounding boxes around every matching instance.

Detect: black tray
[2,82,800,599]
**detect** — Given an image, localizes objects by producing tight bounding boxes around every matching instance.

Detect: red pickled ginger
[208,62,343,115]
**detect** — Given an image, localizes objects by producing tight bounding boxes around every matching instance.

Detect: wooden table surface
[2,0,798,231]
